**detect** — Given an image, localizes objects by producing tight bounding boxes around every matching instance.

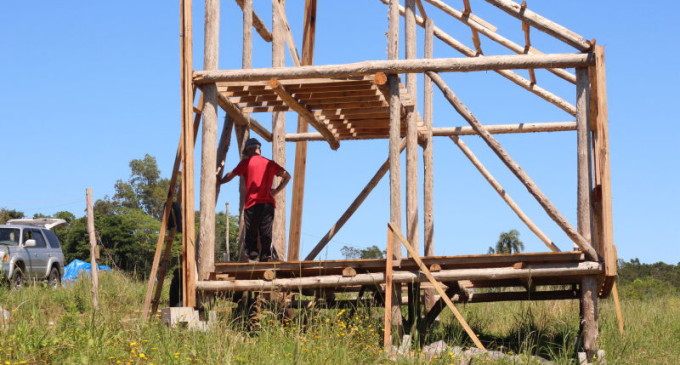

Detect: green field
[0,272,678,364]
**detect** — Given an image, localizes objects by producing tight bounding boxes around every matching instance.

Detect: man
[220,138,291,262]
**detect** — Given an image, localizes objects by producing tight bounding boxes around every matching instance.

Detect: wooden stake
[86,188,99,310]
[388,222,485,350]
[304,139,407,261]
[611,281,625,335]
[288,0,317,261]
[428,71,598,261]
[450,136,560,252]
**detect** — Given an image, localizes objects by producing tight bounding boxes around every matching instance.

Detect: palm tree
[488,229,524,254]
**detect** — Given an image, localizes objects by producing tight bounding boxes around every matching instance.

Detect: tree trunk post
[86,188,99,311]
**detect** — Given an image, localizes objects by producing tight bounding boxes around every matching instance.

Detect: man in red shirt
[221,138,291,262]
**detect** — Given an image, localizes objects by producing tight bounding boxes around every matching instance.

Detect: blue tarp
[62,259,112,281]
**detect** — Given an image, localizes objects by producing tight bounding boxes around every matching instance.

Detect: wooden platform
[201,251,605,301]
[217,75,426,140]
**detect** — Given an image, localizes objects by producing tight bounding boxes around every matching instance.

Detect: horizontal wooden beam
[284,121,576,141]
[194,53,592,83]
[197,261,602,291]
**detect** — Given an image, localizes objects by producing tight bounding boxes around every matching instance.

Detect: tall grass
[0,273,677,364]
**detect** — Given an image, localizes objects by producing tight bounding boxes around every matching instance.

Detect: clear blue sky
[1,1,678,264]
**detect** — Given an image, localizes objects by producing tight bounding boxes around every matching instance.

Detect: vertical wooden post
[404,0,420,335]
[272,0,287,260]
[86,188,99,310]
[225,202,230,261]
[288,0,317,261]
[384,224,395,349]
[580,276,599,360]
[180,0,197,308]
[387,0,403,331]
[422,17,435,311]
[198,0,220,282]
[576,68,591,249]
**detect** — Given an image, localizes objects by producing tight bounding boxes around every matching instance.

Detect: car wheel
[47,266,61,289]
[9,266,25,290]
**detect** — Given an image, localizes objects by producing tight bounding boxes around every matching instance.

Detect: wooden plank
[429,71,598,261]
[304,139,407,260]
[195,53,592,83]
[268,79,340,149]
[389,222,485,350]
[234,0,273,42]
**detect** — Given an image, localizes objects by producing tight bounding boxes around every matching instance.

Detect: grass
[0,272,677,364]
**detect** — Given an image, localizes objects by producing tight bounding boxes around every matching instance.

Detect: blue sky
[1,1,678,264]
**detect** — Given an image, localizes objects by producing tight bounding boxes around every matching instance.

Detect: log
[342,267,357,277]
[581,276,599,360]
[384,224,395,348]
[288,0,317,261]
[268,79,339,149]
[483,0,591,51]
[421,0,575,83]
[194,53,592,83]
[423,18,435,310]
[576,68,591,247]
[271,0,301,66]
[406,0,419,257]
[242,0,252,68]
[234,0,273,42]
[428,71,598,261]
[304,139,407,260]
[198,0,220,281]
[197,261,602,291]
[450,136,560,252]
[271,0,287,260]
[180,0,196,308]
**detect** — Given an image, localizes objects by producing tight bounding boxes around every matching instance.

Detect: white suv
[0,218,66,289]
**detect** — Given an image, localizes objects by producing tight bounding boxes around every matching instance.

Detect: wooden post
[180,0,197,308]
[288,0,317,261]
[384,224,395,349]
[387,0,403,332]
[86,188,99,310]
[428,71,599,261]
[576,68,591,249]
[198,0,220,281]
[272,0,287,260]
[234,124,249,260]
[423,17,435,311]
[580,276,599,360]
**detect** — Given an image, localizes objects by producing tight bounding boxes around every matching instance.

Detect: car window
[0,228,20,245]
[44,230,62,249]
[25,229,47,248]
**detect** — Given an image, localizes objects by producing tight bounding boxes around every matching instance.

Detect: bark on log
[194,53,592,83]
[576,69,592,246]
[271,0,287,260]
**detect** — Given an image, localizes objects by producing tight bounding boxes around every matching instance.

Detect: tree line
[0,154,239,278]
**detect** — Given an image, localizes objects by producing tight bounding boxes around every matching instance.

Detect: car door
[22,229,48,278]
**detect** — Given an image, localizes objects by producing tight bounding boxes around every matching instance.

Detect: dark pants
[243,203,276,259]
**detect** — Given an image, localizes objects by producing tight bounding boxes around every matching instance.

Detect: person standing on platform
[220,138,291,262]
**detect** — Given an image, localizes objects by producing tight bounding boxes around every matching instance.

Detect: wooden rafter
[268,78,339,149]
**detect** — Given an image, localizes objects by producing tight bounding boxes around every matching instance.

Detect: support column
[422,17,435,311]
[288,0,317,261]
[198,0,220,281]
[576,68,591,249]
[272,0,287,260]
[580,276,599,360]
[387,0,403,334]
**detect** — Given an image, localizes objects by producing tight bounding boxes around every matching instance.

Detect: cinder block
[161,307,199,327]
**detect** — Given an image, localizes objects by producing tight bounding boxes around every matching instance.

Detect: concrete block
[161,307,199,327]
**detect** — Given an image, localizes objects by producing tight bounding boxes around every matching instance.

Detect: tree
[113,154,169,219]
[341,245,386,259]
[488,229,524,254]
[0,208,23,224]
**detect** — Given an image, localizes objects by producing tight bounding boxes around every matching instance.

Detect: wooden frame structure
[143,0,619,360]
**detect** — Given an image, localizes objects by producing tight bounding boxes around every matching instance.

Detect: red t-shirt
[231,154,284,209]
